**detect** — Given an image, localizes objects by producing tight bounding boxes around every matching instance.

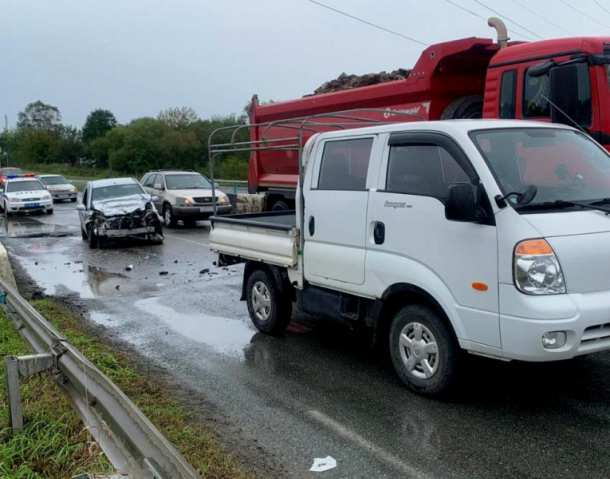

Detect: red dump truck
[248,19,610,210]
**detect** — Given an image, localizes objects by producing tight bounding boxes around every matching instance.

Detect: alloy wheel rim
[398,322,439,380]
[164,208,172,225]
[251,281,271,322]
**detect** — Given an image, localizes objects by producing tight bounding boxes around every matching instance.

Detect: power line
[509,0,571,35]
[442,0,536,41]
[305,0,428,46]
[470,0,542,39]
[593,0,610,16]
[559,0,610,29]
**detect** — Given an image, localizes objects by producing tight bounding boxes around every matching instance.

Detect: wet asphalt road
[3,202,610,479]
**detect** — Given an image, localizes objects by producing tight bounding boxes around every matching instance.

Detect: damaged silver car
[77,178,163,248]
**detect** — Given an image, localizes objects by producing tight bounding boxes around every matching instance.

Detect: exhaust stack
[488,17,509,49]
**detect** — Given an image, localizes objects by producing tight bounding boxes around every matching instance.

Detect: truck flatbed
[209,211,299,267]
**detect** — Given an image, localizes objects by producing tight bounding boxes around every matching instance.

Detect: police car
[0,177,53,215]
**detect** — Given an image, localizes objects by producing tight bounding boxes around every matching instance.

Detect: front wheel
[389,304,461,397]
[246,269,291,335]
[163,204,177,227]
[87,224,99,249]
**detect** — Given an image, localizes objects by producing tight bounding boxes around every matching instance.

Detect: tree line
[0,101,249,179]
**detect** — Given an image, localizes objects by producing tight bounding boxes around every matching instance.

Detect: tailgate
[209,213,298,267]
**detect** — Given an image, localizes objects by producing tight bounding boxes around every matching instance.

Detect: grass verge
[0,309,112,478]
[31,298,253,479]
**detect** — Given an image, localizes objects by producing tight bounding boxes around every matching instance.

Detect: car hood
[92,194,152,216]
[524,211,610,293]
[168,188,224,198]
[6,190,49,198]
[46,184,74,191]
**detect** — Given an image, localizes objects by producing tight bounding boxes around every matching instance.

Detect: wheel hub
[398,322,439,380]
[251,281,271,322]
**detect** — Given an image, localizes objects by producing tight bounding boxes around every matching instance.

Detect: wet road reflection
[3,202,610,478]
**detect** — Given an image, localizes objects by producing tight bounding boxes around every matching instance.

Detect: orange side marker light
[472,282,489,292]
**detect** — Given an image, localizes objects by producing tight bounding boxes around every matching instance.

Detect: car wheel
[246,269,292,335]
[46,209,53,215]
[163,204,177,227]
[87,224,98,249]
[389,304,461,397]
[81,227,87,240]
[271,200,290,211]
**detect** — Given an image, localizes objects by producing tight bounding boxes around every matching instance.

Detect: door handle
[308,216,315,236]
[373,221,385,245]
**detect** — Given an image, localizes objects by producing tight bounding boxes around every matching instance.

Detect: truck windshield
[470,128,610,211]
[92,184,144,201]
[165,174,211,190]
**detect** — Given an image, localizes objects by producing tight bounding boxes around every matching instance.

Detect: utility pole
[3,115,8,167]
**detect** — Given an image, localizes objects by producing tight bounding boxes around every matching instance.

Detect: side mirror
[446,183,480,222]
[76,204,86,211]
[153,183,163,190]
[549,63,591,127]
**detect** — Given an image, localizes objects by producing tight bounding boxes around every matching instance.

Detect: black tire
[389,304,461,397]
[46,209,53,215]
[81,227,87,240]
[270,200,290,212]
[245,269,292,335]
[163,204,177,227]
[440,95,483,120]
[87,224,98,249]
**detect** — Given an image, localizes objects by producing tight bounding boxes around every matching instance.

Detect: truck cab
[210,119,610,397]
[483,37,610,150]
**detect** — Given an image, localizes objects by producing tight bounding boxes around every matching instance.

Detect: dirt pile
[309,68,410,95]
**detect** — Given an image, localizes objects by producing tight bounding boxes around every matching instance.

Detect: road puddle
[134,296,255,356]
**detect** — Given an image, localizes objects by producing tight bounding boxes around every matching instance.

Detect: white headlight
[514,239,566,295]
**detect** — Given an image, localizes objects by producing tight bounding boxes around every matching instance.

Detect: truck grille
[193,197,216,204]
[581,323,610,344]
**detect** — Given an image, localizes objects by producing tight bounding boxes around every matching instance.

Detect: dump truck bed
[209,211,298,267]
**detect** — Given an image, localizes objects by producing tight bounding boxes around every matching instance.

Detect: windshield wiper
[516,199,610,214]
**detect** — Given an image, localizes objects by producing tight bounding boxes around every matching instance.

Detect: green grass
[0,309,112,478]
[31,299,253,479]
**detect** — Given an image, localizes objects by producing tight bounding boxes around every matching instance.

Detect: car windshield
[6,180,45,192]
[470,128,610,211]
[92,183,144,201]
[165,174,211,190]
[41,175,68,185]
[0,168,24,176]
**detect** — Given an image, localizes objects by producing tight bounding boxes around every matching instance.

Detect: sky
[2,0,609,127]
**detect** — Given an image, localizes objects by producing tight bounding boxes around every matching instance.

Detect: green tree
[17,101,61,130]
[82,109,117,143]
[157,107,198,129]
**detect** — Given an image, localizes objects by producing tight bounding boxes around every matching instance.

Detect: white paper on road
[310,456,337,472]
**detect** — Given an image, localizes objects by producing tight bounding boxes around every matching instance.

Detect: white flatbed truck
[209,115,610,396]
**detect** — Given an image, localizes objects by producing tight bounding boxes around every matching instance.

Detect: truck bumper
[174,205,232,219]
[499,284,610,361]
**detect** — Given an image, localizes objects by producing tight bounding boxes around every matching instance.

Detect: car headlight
[514,239,566,295]
[218,195,229,205]
[9,198,21,203]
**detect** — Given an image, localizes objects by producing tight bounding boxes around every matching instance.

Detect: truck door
[304,136,375,286]
[366,132,501,348]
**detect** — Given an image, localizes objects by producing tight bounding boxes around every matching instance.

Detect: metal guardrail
[0,276,200,479]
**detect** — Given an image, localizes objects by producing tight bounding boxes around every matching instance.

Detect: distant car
[77,177,163,248]
[140,170,231,227]
[0,177,53,215]
[0,167,24,177]
[38,174,78,202]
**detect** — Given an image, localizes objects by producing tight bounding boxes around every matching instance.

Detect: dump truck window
[523,68,550,118]
[500,70,516,119]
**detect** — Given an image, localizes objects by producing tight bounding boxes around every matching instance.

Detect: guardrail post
[4,353,55,433]
[5,356,23,431]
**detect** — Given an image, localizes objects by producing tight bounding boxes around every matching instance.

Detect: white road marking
[307,409,431,479]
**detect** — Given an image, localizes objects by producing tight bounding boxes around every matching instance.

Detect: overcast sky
[2,0,609,127]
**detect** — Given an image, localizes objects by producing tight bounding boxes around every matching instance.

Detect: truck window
[500,70,516,119]
[317,138,373,191]
[523,68,550,118]
[386,145,469,200]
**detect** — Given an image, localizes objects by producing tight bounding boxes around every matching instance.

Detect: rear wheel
[271,200,290,212]
[440,95,483,120]
[246,269,292,335]
[389,304,461,397]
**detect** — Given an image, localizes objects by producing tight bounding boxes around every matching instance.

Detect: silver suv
[140,170,231,227]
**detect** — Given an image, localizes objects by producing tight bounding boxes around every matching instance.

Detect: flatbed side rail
[210,211,296,232]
